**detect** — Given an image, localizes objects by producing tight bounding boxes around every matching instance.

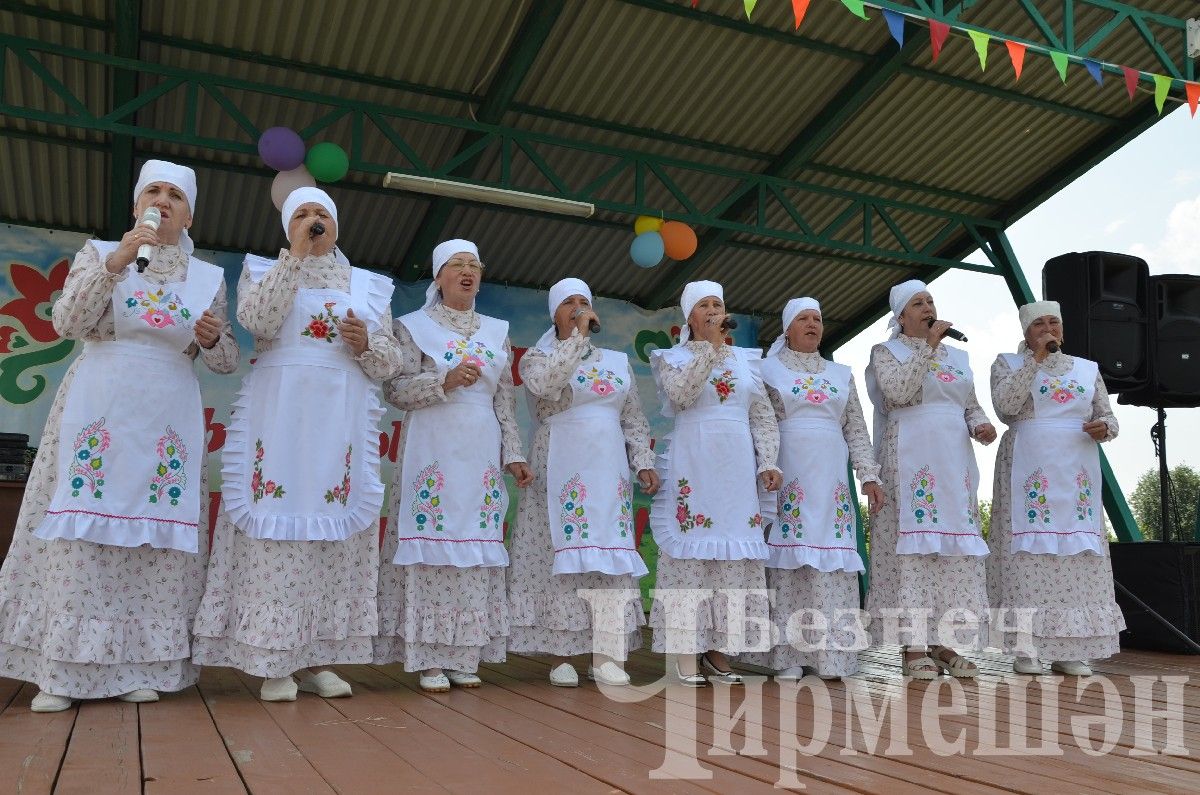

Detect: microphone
[705,316,738,332]
[926,317,967,343]
[1047,341,1060,353]
[134,207,161,273]
[310,221,326,237]
[572,308,600,334]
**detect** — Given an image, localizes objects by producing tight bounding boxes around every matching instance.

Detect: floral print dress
[0,243,239,698]
[647,341,781,655]
[507,329,655,661]
[864,335,992,648]
[191,251,401,678]
[987,351,1125,662]
[741,348,880,676]
[375,303,525,672]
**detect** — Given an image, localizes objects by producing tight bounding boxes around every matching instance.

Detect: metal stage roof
[0,0,1195,347]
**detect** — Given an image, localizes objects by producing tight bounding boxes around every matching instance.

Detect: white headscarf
[1017,300,1063,354]
[767,297,821,357]
[424,238,480,309]
[133,159,197,255]
[1019,300,1061,332]
[678,280,723,344]
[281,187,350,266]
[535,277,593,352]
[886,279,930,339]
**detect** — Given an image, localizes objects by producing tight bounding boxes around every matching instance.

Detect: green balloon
[305,142,349,182]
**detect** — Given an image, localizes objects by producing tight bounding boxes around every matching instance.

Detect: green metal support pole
[397,0,565,280]
[107,0,140,240]
[988,228,1142,542]
[847,463,868,604]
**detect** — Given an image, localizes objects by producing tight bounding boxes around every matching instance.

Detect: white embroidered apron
[651,347,768,561]
[761,357,863,573]
[37,241,222,552]
[1005,355,1103,556]
[222,260,389,541]
[393,310,510,568]
[888,341,988,557]
[545,348,647,577]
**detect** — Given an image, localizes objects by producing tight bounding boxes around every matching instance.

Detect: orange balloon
[660,221,698,260]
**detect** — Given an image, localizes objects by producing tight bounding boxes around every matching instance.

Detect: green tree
[1130,464,1200,541]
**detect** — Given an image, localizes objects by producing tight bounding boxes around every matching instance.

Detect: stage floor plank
[3,640,1199,794]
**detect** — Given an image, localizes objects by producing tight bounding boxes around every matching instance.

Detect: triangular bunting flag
[791,0,811,30]
[1006,40,1027,80]
[967,30,990,70]
[883,9,905,47]
[929,20,951,61]
[744,0,756,20]
[1083,59,1103,85]
[1152,74,1172,114]
[1121,66,1140,100]
[840,0,868,20]
[691,0,698,7]
[1187,82,1200,117]
[1050,51,1069,83]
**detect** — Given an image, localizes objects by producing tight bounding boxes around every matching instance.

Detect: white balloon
[271,166,316,210]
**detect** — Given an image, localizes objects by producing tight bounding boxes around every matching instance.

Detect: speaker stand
[1150,406,1173,541]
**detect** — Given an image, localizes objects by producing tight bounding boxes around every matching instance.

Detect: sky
[832,105,1200,502]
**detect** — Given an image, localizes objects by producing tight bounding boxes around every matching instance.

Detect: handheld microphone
[706,315,738,331]
[310,221,326,237]
[1047,341,1060,353]
[572,308,600,334]
[135,207,161,273]
[926,317,967,343]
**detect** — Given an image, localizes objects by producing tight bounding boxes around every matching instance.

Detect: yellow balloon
[634,215,664,236]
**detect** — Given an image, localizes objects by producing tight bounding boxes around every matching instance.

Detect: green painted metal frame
[641,0,980,309]
[0,31,1008,282]
[398,0,566,281]
[870,0,1195,81]
[105,0,139,239]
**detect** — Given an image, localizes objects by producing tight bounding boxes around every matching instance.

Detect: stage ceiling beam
[642,0,975,309]
[0,31,1008,278]
[395,0,567,281]
[106,0,139,240]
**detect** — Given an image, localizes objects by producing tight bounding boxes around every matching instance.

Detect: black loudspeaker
[1043,251,1149,392]
[1111,542,1200,654]
[1119,275,1200,408]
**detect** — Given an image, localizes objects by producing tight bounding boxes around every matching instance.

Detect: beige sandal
[929,645,977,678]
[901,646,938,680]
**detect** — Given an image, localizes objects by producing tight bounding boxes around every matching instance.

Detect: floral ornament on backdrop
[0,258,75,405]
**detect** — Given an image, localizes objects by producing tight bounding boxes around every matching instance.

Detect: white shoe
[775,666,805,681]
[1051,660,1092,676]
[446,670,481,688]
[419,672,450,692]
[587,661,630,686]
[673,662,708,688]
[30,692,74,712]
[549,662,579,687]
[699,653,744,685]
[1013,656,1043,675]
[260,676,298,702]
[298,670,352,698]
[117,688,159,703]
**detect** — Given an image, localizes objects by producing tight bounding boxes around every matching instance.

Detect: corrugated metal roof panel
[0,0,1192,343]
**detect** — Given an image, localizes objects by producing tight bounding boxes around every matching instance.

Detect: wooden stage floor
[2,637,1198,794]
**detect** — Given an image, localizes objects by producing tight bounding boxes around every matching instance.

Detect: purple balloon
[258,127,306,171]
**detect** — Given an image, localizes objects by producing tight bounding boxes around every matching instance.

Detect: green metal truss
[0,31,1007,280]
[397,0,567,281]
